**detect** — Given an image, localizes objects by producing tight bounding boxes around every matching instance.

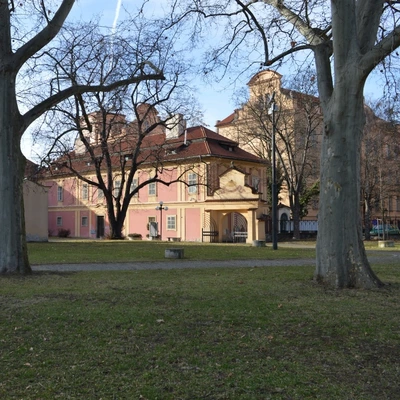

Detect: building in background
[24,160,49,242]
[216,70,322,237]
[39,119,270,243]
[216,69,400,237]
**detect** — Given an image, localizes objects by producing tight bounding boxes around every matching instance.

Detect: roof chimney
[166,114,186,139]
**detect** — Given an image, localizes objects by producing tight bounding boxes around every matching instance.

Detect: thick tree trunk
[107,202,127,239]
[315,81,382,288]
[0,75,31,274]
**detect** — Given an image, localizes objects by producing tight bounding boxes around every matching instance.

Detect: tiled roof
[280,88,319,103]
[215,112,237,127]
[24,159,39,180]
[41,125,264,177]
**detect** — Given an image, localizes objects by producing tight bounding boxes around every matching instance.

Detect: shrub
[57,228,71,238]
[127,233,142,240]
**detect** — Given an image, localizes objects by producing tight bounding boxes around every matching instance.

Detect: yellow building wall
[24,180,49,242]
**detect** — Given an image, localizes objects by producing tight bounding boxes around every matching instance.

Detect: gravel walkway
[31,251,400,272]
[32,258,315,272]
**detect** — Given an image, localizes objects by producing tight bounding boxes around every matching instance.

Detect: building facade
[216,69,322,235]
[41,123,270,243]
[216,69,400,235]
[24,160,49,242]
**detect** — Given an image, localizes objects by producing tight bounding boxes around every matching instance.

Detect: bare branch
[262,0,327,46]
[356,0,385,54]
[13,0,75,70]
[264,44,313,66]
[360,24,400,79]
[22,67,165,130]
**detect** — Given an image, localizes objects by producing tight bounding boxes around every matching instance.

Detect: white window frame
[131,178,138,197]
[167,215,176,230]
[57,185,63,202]
[113,180,121,197]
[82,183,89,200]
[188,173,197,194]
[56,216,63,226]
[148,182,157,196]
[81,216,88,227]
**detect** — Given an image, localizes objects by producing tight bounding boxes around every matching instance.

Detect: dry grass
[1,264,399,399]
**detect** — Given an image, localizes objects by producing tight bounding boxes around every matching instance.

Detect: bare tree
[228,71,321,239]
[38,53,203,239]
[361,103,400,240]
[177,0,400,288]
[0,1,165,274]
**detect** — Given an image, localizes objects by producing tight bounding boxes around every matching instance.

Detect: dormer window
[220,143,235,152]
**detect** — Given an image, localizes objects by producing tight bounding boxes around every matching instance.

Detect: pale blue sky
[21,0,384,159]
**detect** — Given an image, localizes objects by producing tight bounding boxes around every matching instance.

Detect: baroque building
[39,110,271,243]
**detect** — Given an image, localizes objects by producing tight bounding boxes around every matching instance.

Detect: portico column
[246,209,256,243]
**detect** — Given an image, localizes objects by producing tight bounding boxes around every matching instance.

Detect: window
[56,216,62,226]
[167,215,176,230]
[97,188,104,200]
[81,216,88,227]
[82,183,88,200]
[148,182,156,196]
[188,173,197,194]
[57,185,63,202]
[148,216,157,236]
[113,180,121,197]
[131,178,138,197]
[252,176,260,192]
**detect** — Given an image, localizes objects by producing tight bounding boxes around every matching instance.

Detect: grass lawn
[27,240,316,264]
[1,263,399,399]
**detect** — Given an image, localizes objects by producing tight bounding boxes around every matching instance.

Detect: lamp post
[268,93,278,250]
[155,201,168,240]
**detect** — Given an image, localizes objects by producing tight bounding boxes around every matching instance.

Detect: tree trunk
[0,74,31,274]
[315,81,382,288]
[292,192,301,240]
[106,202,127,239]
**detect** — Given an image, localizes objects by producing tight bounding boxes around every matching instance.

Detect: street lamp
[155,201,168,241]
[268,92,278,250]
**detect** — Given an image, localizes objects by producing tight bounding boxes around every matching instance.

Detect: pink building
[40,120,270,243]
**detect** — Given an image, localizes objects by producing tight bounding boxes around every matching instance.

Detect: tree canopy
[0,0,168,273]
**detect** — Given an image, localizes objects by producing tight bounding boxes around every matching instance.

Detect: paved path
[32,258,315,272]
[32,251,400,272]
